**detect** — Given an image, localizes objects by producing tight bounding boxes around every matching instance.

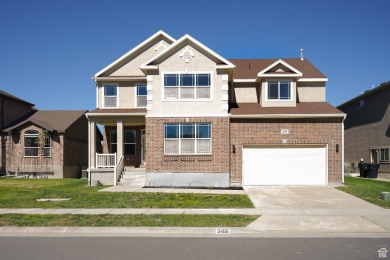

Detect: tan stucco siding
[297,82,326,102]
[232,83,259,103]
[148,44,228,116]
[260,79,297,107]
[107,39,171,77]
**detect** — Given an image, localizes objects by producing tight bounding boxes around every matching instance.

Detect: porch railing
[96,153,116,168]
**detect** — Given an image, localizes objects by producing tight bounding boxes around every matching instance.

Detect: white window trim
[265,80,294,102]
[379,147,390,163]
[164,123,212,155]
[43,134,51,158]
[23,130,51,158]
[102,83,119,108]
[161,71,213,101]
[135,84,147,108]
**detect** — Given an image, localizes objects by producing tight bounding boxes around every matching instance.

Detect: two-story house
[86,31,345,187]
[338,81,390,178]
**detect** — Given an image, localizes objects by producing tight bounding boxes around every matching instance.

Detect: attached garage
[242,145,327,186]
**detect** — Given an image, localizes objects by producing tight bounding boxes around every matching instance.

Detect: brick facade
[229,118,343,185]
[145,117,230,174]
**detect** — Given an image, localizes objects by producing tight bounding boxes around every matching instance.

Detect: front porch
[86,109,147,186]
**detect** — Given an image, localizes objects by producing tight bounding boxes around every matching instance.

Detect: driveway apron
[244,186,390,233]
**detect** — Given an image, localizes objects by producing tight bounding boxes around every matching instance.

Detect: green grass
[0,178,253,209]
[0,214,259,227]
[337,176,390,208]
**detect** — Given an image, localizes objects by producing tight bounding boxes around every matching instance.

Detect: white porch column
[89,120,96,169]
[117,120,124,160]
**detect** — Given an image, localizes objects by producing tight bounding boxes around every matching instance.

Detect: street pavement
[0,185,390,237]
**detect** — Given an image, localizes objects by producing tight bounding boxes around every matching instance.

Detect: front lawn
[0,178,253,209]
[0,214,258,227]
[337,176,390,208]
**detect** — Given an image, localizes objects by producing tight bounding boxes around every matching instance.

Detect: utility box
[381,192,390,201]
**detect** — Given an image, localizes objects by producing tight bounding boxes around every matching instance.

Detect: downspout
[87,116,91,186]
[342,115,346,185]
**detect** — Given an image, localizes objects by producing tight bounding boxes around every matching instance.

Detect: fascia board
[257,59,303,77]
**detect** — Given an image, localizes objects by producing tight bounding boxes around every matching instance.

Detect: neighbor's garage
[242,145,327,186]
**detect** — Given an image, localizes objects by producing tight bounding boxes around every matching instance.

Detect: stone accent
[145,117,230,174]
[230,118,343,185]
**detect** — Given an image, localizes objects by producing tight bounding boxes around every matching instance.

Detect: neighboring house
[86,30,345,187]
[0,90,36,174]
[338,81,390,178]
[3,109,100,178]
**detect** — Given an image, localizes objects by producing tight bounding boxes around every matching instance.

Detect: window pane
[181,87,194,99]
[280,82,290,99]
[110,131,117,143]
[164,74,178,86]
[181,124,195,138]
[197,139,211,153]
[165,124,179,138]
[105,97,117,107]
[137,85,147,95]
[381,148,389,162]
[110,144,117,154]
[43,147,51,157]
[44,135,50,148]
[124,144,136,156]
[268,82,279,99]
[181,139,195,153]
[196,74,210,86]
[196,87,210,99]
[25,148,38,157]
[124,130,136,143]
[137,96,147,107]
[25,136,38,148]
[165,140,179,154]
[165,87,178,99]
[180,74,194,86]
[104,86,117,96]
[197,124,210,138]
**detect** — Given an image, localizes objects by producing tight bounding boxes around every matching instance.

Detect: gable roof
[140,34,235,70]
[0,89,35,107]
[229,58,326,80]
[3,110,88,133]
[94,30,176,78]
[338,81,390,109]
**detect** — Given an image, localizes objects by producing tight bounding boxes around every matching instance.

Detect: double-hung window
[110,130,136,156]
[24,130,51,157]
[164,73,211,100]
[164,123,211,154]
[380,148,389,163]
[104,85,118,107]
[136,85,147,107]
[267,81,291,100]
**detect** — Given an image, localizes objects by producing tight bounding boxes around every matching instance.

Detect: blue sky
[1,0,389,110]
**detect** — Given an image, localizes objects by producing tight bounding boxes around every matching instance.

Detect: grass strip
[337,176,390,208]
[0,178,253,208]
[0,214,259,227]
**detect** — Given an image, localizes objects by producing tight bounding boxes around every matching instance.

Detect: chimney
[300,49,304,60]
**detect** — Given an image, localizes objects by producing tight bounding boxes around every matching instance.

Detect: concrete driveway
[244,186,390,233]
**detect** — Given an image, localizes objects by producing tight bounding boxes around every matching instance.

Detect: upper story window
[104,85,118,108]
[164,73,211,100]
[267,81,292,100]
[136,85,147,107]
[24,130,51,157]
[164,123,211,155]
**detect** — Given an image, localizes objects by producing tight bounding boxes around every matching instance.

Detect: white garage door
[243,146,327,186]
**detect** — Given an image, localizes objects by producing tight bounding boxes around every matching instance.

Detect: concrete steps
[118,167,146,187]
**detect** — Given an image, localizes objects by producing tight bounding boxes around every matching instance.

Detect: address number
[216,228,230,234]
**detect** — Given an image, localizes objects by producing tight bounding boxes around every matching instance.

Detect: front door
[141,130,146,165]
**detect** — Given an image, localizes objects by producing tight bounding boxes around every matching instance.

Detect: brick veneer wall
[103,126,143,167]
[146,117,230,173]
[230,118,343,185]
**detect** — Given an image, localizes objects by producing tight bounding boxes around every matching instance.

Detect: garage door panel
[243,146,326,186]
